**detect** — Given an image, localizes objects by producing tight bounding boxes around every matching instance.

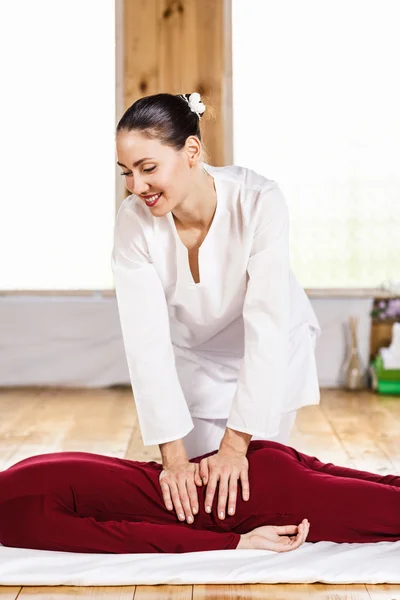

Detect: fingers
[160,480,173,512]
[227,473,239,516]
[168,481,187,522]
[280,519,310,552]
[199,458,209,486]
[240,469,250,501]
[298,519,310,544]
[209,471,240,519]
[176,475,195,523]
[217,471,230,519]
[159,464,201,524]
[206,469,244,518]
[204,473,218,514]
[275,520,309,537]
[194,463,203,487]
[160,476,196,523]
[186,476,199,517]
[275,524,299,536]
[201,453,249,518]
[289,521,309,549]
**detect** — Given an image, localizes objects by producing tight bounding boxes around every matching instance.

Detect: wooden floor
[0,387,399,599]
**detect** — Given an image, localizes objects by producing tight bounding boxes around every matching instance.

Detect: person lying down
[0,440,399,554]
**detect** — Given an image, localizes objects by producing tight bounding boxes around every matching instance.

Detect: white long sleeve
[227,183,290,437]
[112,201,193,445]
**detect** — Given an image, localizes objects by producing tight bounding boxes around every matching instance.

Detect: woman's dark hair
[116,93,203,151]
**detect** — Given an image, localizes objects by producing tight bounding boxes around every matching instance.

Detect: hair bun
[181,93,206,119]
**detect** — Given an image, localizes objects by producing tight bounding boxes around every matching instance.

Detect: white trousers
[183,410,297,460]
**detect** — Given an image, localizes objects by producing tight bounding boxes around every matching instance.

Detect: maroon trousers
[0,440,399,553]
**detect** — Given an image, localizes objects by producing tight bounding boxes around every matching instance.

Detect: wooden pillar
[120,0,232,168]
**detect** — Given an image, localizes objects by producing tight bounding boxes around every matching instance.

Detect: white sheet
[0,541,399,586]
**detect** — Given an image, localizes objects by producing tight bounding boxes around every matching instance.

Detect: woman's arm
[219,427,252,455]
[112,201,194,446]
[227,182,290,438]
[2,495,310,554]
[113,204,203,523]
[159,438,189,467]
[2,494,240,554]
[200,183,291,518]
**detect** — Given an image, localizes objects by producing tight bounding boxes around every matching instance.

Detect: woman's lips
[143,193,162,207]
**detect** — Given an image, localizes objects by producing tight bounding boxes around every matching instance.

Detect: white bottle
[380,322,400,369]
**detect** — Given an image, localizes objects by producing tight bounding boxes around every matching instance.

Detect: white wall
[0,295,373,388]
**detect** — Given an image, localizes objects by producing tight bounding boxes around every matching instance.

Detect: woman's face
[116,130,194,216]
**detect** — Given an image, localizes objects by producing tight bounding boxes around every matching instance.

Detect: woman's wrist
[236,533,253,550]
[159,438,188,468]
[219,426,252,455]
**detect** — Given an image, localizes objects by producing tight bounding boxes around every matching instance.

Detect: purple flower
[386,298,400,318]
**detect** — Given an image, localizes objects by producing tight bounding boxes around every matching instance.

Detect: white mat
[0,541,399,586]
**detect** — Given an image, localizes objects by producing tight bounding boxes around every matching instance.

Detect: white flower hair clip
[181,92,206,119]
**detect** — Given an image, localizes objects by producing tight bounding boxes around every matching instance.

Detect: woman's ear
[185,135,202,166]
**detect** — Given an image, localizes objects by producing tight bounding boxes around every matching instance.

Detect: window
[232,0,400,288]
[0,0,116,290]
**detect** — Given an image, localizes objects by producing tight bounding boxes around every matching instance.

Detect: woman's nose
[132,179,150,196]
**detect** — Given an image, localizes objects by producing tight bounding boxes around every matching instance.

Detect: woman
[112,92,321,526]
[1,440,399,554]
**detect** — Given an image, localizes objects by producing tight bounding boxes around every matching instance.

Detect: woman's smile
[141,192,163,207]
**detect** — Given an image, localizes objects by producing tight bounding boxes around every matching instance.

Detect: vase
[344,316,364,391]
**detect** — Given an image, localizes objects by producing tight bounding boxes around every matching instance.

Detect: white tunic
[112,163,320,445]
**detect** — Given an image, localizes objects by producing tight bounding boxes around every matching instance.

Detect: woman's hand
[199,449,249,519]
[237,519,310,552]
[159,460,203,524]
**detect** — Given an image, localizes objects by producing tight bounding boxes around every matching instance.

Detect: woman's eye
[120,166,156,176]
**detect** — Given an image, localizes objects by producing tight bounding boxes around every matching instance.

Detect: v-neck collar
[167,163,221,287]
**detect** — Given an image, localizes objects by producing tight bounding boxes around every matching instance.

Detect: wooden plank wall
[121,0,232,169]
